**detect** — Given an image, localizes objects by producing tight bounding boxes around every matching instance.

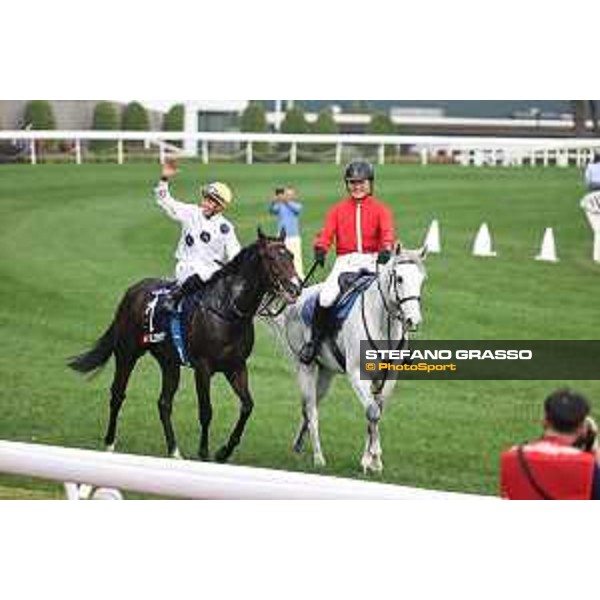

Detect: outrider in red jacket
[500,436,596,500]
[314,195,395,256]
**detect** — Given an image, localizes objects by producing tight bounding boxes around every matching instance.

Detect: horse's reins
[361,260,421,394]
[259,258,319,318]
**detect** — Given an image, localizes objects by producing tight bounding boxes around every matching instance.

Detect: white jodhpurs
[175,260,215,284]
[319,252,377,308]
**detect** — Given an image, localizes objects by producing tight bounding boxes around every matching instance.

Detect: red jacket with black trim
[500,436,595,500]
[314,195,395,256]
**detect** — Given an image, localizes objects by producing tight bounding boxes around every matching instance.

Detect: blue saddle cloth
[301,271,376,327]
[143,289,196,367]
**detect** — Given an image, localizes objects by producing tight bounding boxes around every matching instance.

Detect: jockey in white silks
[580,189,600,263]
[153,160,241,310]
[298,160,396,364]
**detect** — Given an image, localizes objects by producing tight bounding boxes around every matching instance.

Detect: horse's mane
[205,241,260,285]
[392,249,427,278]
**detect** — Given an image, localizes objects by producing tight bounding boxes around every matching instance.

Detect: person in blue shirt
[269,186,305,278]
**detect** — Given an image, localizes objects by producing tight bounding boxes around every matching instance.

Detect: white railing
[0,440,494,500]
[1,130,600,167]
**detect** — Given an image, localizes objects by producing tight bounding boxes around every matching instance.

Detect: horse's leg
[214,363,254,463]
[104,350,141,451]
[294,364,325,467]
[194,361,212,460]
[156,356,182,458]
[348,370,383,474]
[293,367,333,458]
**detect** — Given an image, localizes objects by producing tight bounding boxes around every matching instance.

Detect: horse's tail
[67,320,116,375]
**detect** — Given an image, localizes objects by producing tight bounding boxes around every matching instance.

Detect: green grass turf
[1,161,599,498]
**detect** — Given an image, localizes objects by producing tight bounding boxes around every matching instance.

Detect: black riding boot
[299,304,330,364]
[164,274,204,312]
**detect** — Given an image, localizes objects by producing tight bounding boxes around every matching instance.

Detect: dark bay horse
[68,230,301,462]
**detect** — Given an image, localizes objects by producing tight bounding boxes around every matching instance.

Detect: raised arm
[153,160,195,223]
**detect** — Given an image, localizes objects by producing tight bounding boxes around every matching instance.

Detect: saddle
[301,270,376,329]
[142,286,199,367]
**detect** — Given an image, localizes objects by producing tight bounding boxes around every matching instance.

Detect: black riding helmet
[344,160,375,191]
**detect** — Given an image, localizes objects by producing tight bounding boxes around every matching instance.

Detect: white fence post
[246,141,253,165]
[378,144,385,165]
[158,142,165,165]
[117,139,124,165]
[75,139,82,165]
[420,147,428,166]
[290,142,297,165]
[335,143,342,165]
[202,140,209,165]
[30,138,36,165]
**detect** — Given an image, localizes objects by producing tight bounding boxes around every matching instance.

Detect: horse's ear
[279,226,286,241]
[257,227,266,242]
[395,241,402,255]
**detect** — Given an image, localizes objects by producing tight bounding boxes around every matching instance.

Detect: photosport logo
[359,341,600,381]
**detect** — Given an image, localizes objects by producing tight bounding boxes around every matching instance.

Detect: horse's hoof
[214,446,230,463]
[105,443,115,453]
[170,448,183,460]
[198,450,210,461]
[292,440,304,454]
[313,454,326,468]
[360,454,383,474]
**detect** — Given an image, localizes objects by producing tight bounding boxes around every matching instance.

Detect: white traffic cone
[472,222,497,257]
[535,227,558,262]
[423,219,441,254]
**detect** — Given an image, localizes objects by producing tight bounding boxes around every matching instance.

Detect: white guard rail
[0,441,494,500]
[1,130,600,167]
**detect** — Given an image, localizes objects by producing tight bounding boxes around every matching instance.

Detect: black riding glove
[314,248,326,267]
[377,250,392,265]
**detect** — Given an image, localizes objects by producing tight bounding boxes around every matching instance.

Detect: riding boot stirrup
[299,304,329,364]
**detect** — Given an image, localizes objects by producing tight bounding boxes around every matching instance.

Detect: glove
[314,248,326,267]
[377,250,392,265]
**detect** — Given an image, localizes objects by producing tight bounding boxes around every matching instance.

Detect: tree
[312,108,338,134]
[309,107,338,154]
[367,112,395,135]
[91,101,118,152]
[240,101,268,132]
[121,101,150,131]
[24,100,55,130]
[23,101,56,156]
[162,104,184,131]
[281,106,309,134]
[121,102,150,150]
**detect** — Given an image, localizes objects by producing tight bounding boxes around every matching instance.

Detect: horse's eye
[396,276,404,284]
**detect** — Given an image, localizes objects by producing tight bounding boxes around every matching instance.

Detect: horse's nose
[406,317,420,332]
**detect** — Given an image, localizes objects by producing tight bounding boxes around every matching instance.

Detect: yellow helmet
[202,182,233,208]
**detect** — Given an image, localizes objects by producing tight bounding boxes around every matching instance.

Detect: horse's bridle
[376,259,422,323]
[257,243,298,317]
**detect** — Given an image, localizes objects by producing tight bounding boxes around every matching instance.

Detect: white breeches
[285,235,305,280]
[175,260,216,284]
[319,252,377,307]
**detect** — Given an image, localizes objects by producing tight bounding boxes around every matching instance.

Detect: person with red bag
[501,388,600,500]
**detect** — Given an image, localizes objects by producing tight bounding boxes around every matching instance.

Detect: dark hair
[275,187,285,195]
[544,388,590,433]
[594,153,600,164]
